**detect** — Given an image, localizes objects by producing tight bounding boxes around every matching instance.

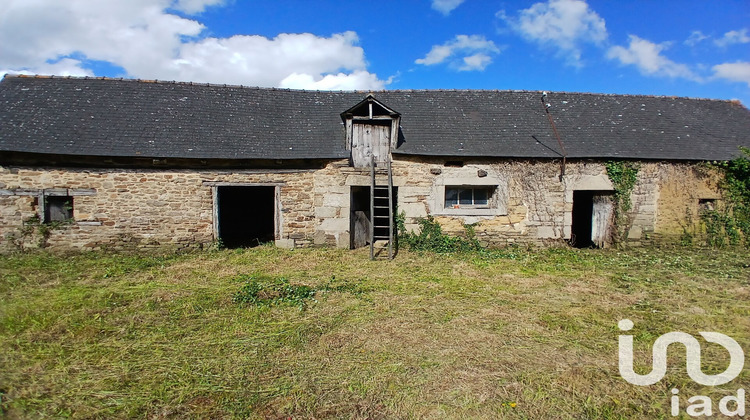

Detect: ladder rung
[370,158,394,261]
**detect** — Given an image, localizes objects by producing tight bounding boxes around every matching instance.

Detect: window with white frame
[444,186,493,209]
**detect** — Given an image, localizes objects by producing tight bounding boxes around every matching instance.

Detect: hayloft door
[341,94,400,169]
[352,122,390,168]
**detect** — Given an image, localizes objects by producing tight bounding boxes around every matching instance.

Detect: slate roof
[1,75,749,161]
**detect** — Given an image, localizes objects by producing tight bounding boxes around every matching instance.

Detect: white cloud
[164,32,377,87]
[415,35,500,71]
[498,0,607,66]
[684,30,709,47]
[172,0,225,14]
[459,53,492,71]
[279,70,385,91]
[1,58,94,79]
[607,35,700,81]
[431,0,465,15]
[712,62,750,87]
[0,0,387,90]
[714,29,750,47]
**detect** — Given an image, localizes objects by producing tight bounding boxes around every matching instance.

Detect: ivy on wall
[703,147,750,247]
[604,161,639,245]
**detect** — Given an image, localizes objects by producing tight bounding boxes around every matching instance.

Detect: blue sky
[1,0,749,105]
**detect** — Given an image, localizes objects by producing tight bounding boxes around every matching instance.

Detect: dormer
[341,94,400,168]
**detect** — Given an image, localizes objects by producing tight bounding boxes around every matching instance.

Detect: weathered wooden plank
[351,116,393,121]
[76,221,102,226]
[372,124,390,166]
[43,188,68,196]
[274,185,281,240]
[212,186,220,241]
[0,189,40,196]
[352,210,369,249]
[592,194,614,248]
[345,118,353,151]
[391,116,400,149]
[202,182,286,187]
[351,123,371,168]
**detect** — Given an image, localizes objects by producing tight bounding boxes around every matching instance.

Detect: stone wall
[650,163,722,242]
[0,159,720,252]
[311,158,720,248]
[0,166,316,252]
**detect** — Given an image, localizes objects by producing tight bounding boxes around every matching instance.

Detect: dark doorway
[217,186,275,248]
[350,186,370,249]
[571,190,614,248]
[349,186,398,249]
[571,191,594,248]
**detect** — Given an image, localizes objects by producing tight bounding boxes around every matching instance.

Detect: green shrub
[233,275,316,309]
[398,214,482,253]
[232,274,368,309]
[703,147,750,247]
[605,160,639,245]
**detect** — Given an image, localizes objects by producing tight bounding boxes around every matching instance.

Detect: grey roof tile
[1,75,749,161]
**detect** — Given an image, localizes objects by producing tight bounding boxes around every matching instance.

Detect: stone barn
[0,75,749,255]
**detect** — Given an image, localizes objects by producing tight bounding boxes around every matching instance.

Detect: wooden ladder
[369,157,394,260]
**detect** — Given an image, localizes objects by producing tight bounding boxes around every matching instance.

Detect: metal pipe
[541,93,567,181]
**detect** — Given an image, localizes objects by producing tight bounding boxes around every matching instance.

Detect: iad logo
[618,319,746,417]
[618,319,744,386]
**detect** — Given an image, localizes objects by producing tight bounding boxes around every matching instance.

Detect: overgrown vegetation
[702,147,750,247]
[233,274,317,308]
[397,213,482,253]
[232,274,366,309]
[604,160,640,245]
[6,215,73,249]
[2,246,747,418]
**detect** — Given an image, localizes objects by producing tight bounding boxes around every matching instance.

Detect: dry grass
[0,245,749,419]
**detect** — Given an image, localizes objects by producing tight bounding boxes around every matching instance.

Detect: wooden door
[350,186,370,249]
[351,123,390,168]
[591,194,614,248]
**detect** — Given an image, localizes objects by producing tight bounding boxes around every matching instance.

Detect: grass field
[1,245,749,419]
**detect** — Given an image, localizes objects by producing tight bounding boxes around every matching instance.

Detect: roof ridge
[1,74,742,104]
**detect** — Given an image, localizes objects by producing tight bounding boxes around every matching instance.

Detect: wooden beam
[351,116,393,121]
[391,116,400,150]
[202,182,287,187]
[212,186,219,242]
[274,185,282,240]
[345,118,353,151]
[0,189,40,196]
[42,188,68,196]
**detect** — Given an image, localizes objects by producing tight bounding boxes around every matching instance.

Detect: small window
[45,196,74,223]
[445,186,492,208]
